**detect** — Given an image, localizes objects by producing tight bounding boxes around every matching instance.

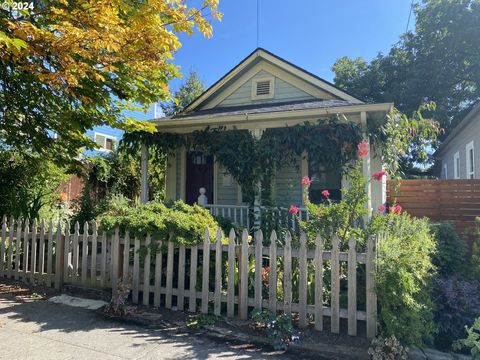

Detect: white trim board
[184,48,361,113]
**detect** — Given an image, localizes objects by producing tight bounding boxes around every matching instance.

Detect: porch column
[250,129,264,231]
[140,143,149,204]
[361,111,372,218]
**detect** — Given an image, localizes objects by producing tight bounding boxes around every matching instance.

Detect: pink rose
[389,204,402,215]
[378,204,386,213]
[372,171,387,181]
[357,141,369,160]
[301,176,312,187]
[321,189,330,198]
[289,205,299,215]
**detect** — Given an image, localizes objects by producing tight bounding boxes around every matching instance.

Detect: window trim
[444,164,448,179]
[251,76,275,100]
[454,152,460,179]
[93,131,116,152]
[466,141,475,179]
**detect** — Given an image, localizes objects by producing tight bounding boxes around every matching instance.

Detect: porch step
[62,284,112,302]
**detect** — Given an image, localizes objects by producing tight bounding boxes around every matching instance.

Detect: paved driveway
[0,290,318,360]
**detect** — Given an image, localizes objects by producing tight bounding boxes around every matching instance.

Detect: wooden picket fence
[0,216,377,338]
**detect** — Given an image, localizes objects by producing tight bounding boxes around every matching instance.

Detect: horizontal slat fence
[388,179,480,243]
[0,217,377,338]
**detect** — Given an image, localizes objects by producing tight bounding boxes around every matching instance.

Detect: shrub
[432,275,480,350]
[453,316,480,358]
[70,183,99,227]
[431,222,467,275]
[373,213,436,346]
[98,200,220,245]
[250,310,297,351]
[368,336,408,360]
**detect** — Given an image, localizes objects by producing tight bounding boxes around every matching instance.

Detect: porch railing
[204,204,250,229]
[204,204,308,230]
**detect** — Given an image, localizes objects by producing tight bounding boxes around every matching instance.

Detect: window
[94,132,116,151]
[466,141,475,179]
[251,77,275,100]
[308,163,342,203]
[454,152,460,179]
[444,164,448,179]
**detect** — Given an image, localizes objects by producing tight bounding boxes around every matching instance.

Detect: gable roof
[181,48,362,114]
[434,102,480,157]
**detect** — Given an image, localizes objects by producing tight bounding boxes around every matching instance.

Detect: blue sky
[134,0,415,120]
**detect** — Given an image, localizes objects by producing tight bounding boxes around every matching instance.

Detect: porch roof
[151,100,393,133]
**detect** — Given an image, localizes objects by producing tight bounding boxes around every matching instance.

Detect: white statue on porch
[197,187,208,208]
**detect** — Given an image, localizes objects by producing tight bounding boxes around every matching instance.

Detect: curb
[205,325,370,360]
[407,346,476,360]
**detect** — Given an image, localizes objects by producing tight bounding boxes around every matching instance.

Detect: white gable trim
[184,49,361,113]
[154,103,393,133]
[201,61,334,110]
[259,50,360,102]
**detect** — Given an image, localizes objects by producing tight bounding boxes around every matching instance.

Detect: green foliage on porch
[98,200,220,245]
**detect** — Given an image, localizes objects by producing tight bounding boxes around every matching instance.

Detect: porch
[203,202,309,230]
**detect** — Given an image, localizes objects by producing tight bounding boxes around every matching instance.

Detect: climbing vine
[191,116,363,204]
[119,105,439,205]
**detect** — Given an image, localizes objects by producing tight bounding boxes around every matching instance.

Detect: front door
[185,152,214,205]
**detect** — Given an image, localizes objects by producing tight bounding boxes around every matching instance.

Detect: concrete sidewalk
[0,292,318,360]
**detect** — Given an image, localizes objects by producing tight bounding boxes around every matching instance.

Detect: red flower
[262,266,270,283]
[321,189,330,198]
[389,204,402,215]
[372,171,387,181]
[59,192,68,203]
[289,205,299,215]
[357,141,369,160]
[301,176,312,187]
[378,204,386,213]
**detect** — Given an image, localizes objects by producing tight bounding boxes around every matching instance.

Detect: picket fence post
[0,215,6,277]
[283,231,292,317]
[55,221,64,290]
[268,230,278,314]
[227,229,236,318]
[14,218,22,280]
[238,229,249,320]
[314,234,324,331]
[201,228,210,314]
[348,235,357,336]
[366,235,378,338]
[330,233,340,334]
[254,230,263,311]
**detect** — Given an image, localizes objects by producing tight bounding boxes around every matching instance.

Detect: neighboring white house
[140,48,392,225]
[435,103,480,180]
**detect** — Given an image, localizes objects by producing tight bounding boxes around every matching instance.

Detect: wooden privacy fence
[387,179,480,237]
[0,216,378,338]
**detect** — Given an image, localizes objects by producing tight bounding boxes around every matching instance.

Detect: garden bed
[98,302,370,360]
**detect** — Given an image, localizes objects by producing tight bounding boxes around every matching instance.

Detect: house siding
[274,157,303,208]
[438,112,480,179]
[216,165,239,205]
[218,70,316,108]
[175,148,182,200]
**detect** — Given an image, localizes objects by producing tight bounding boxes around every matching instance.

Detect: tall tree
[332,0,480,134]
[0,1,221,171]
[161,71,206,116]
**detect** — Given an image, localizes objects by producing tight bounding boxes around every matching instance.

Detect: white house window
[444,164,448,179]
[454,152,460,179]
[222,172,233,186]
[94,132,116,151]
[251,77,275,100]
[466,141,475,179]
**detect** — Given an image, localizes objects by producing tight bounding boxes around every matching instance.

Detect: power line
[256,0,259,47]
[406,0,415,33]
